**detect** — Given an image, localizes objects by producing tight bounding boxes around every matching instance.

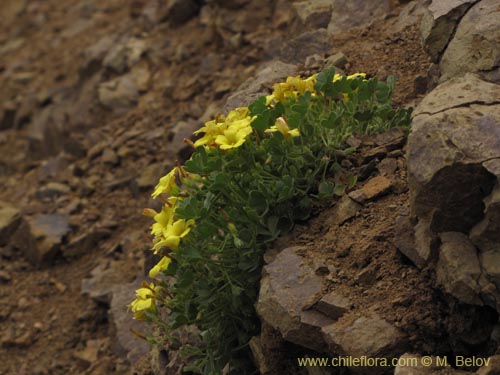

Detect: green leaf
[318,181,335,199]
[334,183,346,196]
[248,96,267,115]
[315,67,335,92]
[248,191,269,216]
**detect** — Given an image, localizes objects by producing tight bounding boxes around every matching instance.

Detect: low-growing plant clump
[129,68,412,374]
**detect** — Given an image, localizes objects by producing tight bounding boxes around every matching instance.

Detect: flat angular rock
[327,195,361,226]
[313,292,350,320]
[256,247,335,352]
[349,176,393,203]
[322,313,407,374]
[327,0,391,37]
[436,232,482,305]
[0,201,21,246]
[98,76,139,110]
[408,75,500,234]
[440,0,500,82]
[480,251,500,290]
[292,0,332,29]
[420,0,478,62]
[279,29,331,64]
[81,263,116,304]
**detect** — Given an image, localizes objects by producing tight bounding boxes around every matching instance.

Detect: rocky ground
[1,0,499,374]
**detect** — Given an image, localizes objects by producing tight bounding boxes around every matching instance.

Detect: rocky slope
[1,0,499,374]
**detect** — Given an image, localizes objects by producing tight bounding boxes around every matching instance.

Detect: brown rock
[280,29,331,64]
[0,201,21,246]
[313,292,351,320]
[349,176,393,203]
[292,0,332,29]
[327,0,391,36]
[440,0,500,82]
[322,313,407,374]
[436,232,482,305]
[420,0,478,62]
[327,195,362,226]
[477,355,500,375]
[256,247,335,352]
[249,336,271,375]
[98,76,139,110]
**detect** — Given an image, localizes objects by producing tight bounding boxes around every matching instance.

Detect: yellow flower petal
[149,256,172,278]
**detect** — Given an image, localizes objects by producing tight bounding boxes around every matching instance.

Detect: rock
[224,60,297,111]
[304,54,323,69]
[408,74,500,235]
[322,313,407,374]
[109,281,150,365]
[12,214,70,265]
[327,0,391,36]
[349,176,393,203]
[136,162,168,189]
[395,213,439,269]
[27,105,67,159]
[164,0,201,26]
[103,38,147,73]
[440,0,500,82]
[101,148,119,165]
[129,62,151,92]
[470,183,500,252]
[436,232,482,305]
[35,182,71,200]
[98,76,139,110]
[249,336,271,375]
[0,201,21,246]
[480,251,500,290]
[356,266,377,286]
[83,35,117,69]
[420,0,478,63]
[373,127,407,149]
[280,29,331,64]
[313,292,351,320]
[256,247,335,352]
[378,157,398,176]
[292,0,332,30]
[325,52,348,69]
[0,101,17,130]
[0,270,12,283]
[168,120,200,159]
[391,1,429,34]
[81,263,116,304]
[64,224,112,258]
[327,195,362,226]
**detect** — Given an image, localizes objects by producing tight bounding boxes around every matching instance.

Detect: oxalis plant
[129,68,412,374]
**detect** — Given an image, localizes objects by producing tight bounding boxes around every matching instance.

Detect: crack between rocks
[437,0,481,64]
[478,64,500,73]
[415,100,500,117]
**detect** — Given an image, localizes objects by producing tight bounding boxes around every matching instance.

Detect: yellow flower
[150,197,180,236]
[153,218,195,252]
[271,82,295,102]
[265,117,300,139]
[347,72,366,80]
[215,126,252,150]
[225,107,249,122]
[193,119,223,147]
[286,75,316,94]
[128,282,161,320]
[149,256,172,278]
[152,167,180,198]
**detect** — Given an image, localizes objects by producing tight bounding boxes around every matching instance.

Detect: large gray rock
[408,74,500,234]
[327,0,391,36]
[420,0,478,62]
[322,313,407,374]
[407,74,500,310]
[440,0,500,82]
[256,247,335,352]
[292,0,332,30]
[279,29,331,65]
[436,232,482,305]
